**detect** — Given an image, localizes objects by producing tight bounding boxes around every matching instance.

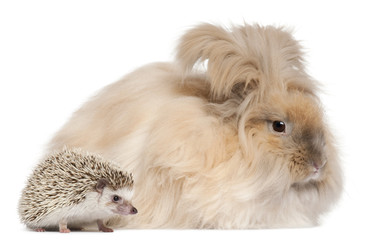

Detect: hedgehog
[18,148,137,233]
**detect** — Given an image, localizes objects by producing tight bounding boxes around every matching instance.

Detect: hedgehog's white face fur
[96,184,136,217]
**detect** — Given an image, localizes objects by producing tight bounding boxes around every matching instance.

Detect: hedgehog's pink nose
[131,207,138,214]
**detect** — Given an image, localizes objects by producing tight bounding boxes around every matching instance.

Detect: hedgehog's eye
[272,121,286,133]
[112,195,121,202]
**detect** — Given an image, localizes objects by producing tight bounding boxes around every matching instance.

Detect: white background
[1,0,376,239]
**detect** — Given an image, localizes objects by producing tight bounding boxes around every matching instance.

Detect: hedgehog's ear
[96,178,108,193]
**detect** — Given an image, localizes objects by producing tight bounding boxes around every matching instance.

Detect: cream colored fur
[47,23,342,228]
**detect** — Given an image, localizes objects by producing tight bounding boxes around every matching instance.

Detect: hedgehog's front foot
[59,220,71,233]
[59,228,71,233]
[97,219,114,232]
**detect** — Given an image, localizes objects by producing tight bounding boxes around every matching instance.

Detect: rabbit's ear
[176,23,318,101]
[176,23,260,101]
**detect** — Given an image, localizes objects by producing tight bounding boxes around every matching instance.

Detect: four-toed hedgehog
[18,148,137,233]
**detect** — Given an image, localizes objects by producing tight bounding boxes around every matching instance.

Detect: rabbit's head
[177,23,342,193]
[242,91,334,186]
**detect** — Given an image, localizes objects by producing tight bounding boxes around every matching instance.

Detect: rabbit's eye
[272,121,286,133]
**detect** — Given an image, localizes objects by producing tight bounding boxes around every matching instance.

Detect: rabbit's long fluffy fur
[48,23,342,228]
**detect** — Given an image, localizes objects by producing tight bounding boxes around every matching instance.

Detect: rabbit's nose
[313,160,326,171]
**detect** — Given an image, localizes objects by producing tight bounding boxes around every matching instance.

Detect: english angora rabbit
[48,23,343,228]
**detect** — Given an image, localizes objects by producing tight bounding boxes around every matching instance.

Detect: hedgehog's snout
[115,202,138,216]
[131,207,138,214]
